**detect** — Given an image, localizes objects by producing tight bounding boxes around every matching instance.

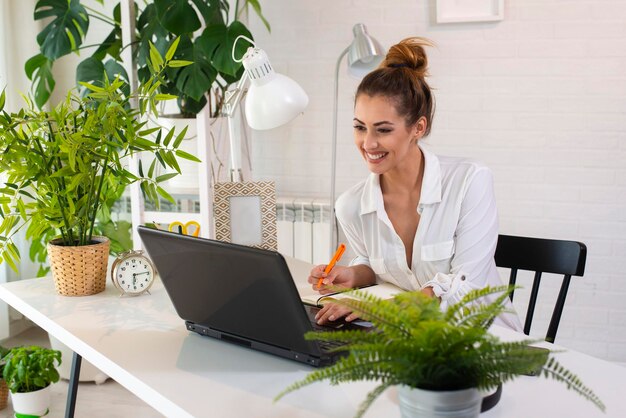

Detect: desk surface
[0,258,623,418]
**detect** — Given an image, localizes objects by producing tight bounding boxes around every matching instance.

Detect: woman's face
[353,94,425,175]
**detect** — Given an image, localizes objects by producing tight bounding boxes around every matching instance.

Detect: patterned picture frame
[213,181,277,251]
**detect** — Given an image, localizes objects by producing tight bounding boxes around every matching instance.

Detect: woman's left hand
[314,302,360,325]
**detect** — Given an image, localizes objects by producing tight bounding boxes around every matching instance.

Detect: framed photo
[213,181,277,251]
[436,0,504,24]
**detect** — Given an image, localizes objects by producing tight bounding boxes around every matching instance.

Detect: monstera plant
[27,0,270,117]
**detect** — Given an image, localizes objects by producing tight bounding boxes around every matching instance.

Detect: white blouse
[335,144,522,331]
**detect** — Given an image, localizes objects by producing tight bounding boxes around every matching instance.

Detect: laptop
[137,225,367,367]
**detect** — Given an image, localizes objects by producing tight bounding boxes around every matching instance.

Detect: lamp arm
[329,46,350,257]
[224,71,250,181]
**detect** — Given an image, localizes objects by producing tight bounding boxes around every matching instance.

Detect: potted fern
[1,346,61,417]
[276,286,605,418]
[0,40,198,296]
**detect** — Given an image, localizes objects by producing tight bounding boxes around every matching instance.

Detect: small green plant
[275,286,605,418]
[0,39,200,274]
[2,346,61,393]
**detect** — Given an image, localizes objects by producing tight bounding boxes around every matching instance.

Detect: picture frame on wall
[436,0,504,24]
[213,181,278,251]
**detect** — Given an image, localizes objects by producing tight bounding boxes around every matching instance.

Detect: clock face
[114,255,155,295]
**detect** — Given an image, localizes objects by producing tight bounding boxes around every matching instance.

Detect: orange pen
[317,243,346,289]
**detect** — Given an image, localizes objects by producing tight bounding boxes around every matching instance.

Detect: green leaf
[0,88,5,111]
[24,54,55,108]
[175,149,201,163]
[172,125,189,148]
[78,81,105,92]
[134,137,157,150]
[154,0,201,35]
[170,35,217,101]
[155,94,178,101]
[156,173,178,183]
[34,0,90,60]
[91,27,122,62]
[137,127,161,137]
[162,127,176,147]
[147,158,157,178]
[245,0,271,32]
[168,60,194,68]
[149,41,164,70]
[156,186,175,204]
[76,57,129,93]
[165,36,181,61]
[199,21,253,77]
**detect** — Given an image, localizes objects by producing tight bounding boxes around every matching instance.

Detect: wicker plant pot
[48,236,110,296]
[0,379,8,410]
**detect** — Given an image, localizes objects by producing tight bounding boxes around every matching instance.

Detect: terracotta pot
[47,236,110,296]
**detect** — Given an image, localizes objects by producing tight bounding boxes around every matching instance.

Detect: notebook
[299,282,403,307]
[137,226,367,367]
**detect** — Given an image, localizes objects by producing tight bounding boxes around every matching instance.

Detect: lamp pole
[329,47,350,258]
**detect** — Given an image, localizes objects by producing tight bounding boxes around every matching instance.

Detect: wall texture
[247,0,626,362]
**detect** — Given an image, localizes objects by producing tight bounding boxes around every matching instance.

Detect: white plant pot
[10,385,51,416]
[49,335,109,384]
[397,385,482,418]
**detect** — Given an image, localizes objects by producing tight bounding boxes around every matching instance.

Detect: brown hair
[356,37,435,136]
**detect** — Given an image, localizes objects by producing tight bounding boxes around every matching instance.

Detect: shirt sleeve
[335,202,371,268]
[420,168,499,307]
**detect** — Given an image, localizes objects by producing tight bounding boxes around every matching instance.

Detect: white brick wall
[248,0,626,362]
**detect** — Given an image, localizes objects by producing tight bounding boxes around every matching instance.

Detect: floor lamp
[329,24,385,255]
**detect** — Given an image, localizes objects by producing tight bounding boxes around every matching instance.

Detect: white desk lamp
[329,24,385,254]
[224,36,309,181]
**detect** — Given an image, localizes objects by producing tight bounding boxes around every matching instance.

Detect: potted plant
[0,40,198,296]
[1,345,62,417]
[27,1,270,190]
[275,286,605,418]
[0,345,9,411]
[27,0,270,118]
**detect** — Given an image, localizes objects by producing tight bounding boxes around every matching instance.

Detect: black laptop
[137,225,366,367]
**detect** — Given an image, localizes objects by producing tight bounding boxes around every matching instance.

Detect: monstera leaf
[198,21,252,77]
[34,0,89,60]
[170,35,217,101]
[76,57,130,96]
[154,0,201,35]
[24,54,55,108]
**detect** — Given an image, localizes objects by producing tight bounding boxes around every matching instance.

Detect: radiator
[276,198,331,265]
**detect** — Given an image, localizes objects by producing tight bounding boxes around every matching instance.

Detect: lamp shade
[346,23,385,77]
[241,47,309,130]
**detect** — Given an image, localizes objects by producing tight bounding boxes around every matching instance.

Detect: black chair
[494,234,587,343]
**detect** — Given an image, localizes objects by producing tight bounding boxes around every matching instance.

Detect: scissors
[168,221,201,237]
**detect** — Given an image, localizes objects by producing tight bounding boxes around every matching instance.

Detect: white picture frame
[436,0,504,24]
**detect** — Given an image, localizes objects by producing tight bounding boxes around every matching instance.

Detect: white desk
[0,261,624,417]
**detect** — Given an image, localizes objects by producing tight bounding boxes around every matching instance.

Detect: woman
[308,37,521,331]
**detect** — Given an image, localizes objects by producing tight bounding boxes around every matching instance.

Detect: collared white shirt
[335,144,522,331]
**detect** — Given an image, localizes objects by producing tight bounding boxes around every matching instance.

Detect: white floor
[0,326,162,417]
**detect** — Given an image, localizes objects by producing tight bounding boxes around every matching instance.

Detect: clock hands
[134,271,151,276]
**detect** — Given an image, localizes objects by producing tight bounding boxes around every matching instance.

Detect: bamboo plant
[276,286,605,418]
[0,39,199,273]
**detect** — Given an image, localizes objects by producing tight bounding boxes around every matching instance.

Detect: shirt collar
[359,143,442,216]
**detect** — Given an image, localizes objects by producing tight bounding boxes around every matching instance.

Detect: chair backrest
[494,234,587,343]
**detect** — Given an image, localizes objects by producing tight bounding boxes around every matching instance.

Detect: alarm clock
[110,250,156,296]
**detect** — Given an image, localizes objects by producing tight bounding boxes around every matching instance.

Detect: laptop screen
[137,226,319,355]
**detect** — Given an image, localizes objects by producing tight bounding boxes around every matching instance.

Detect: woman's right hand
[307,264,358,295]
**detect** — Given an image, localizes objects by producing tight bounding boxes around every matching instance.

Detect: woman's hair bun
[382,37,433,78]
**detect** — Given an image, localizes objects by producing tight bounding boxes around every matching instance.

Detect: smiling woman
[307,37,522,331]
